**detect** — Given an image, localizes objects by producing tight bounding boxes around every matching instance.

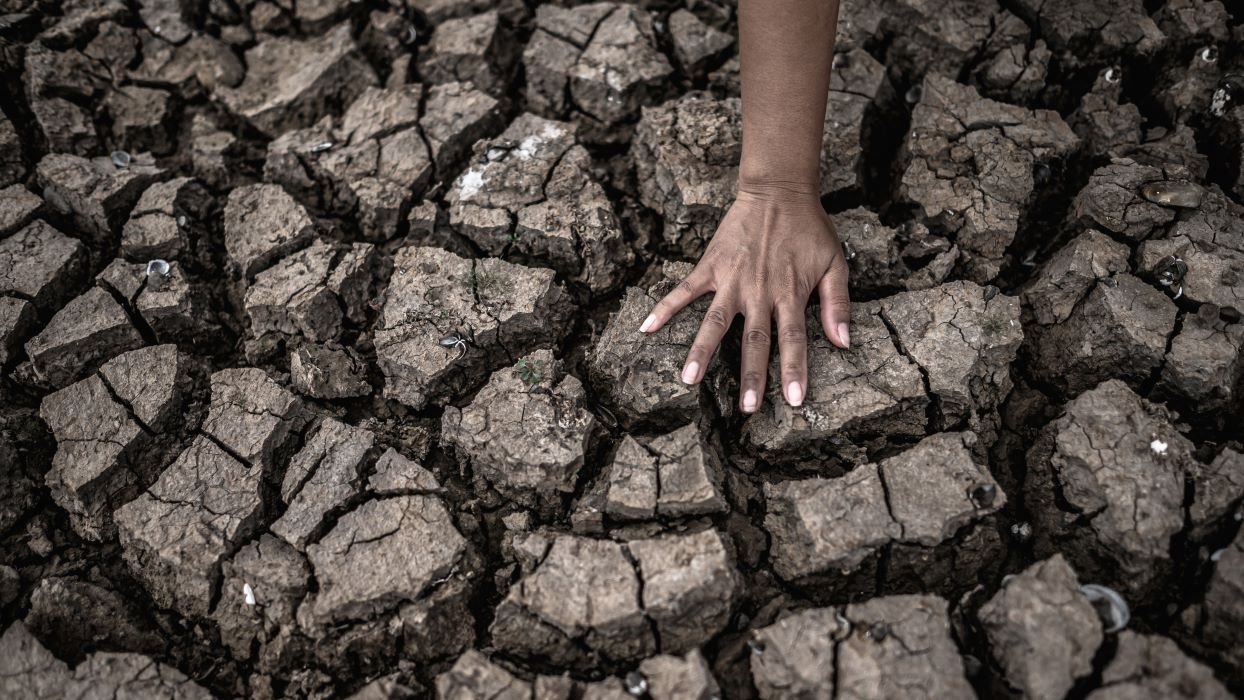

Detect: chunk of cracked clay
[213,24,377,137]
[898,74,1079,281]
[442,349,596,513]
[445,113,631,292]
[302,494,468,626]
[602,424,726,521]
[491,529,738,667]
[375,246,570,410]
[272,417,376,551]
[979,555,1104,700]
[750,595,974,699]
[41,344,183,540]
[764,432,1004,581]
[588,263,718,429]
[1026,379,1194,597]
[742,302,927,456]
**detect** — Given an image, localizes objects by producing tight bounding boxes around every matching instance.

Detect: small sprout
[1153,255,1188,289]
[486,147,507,161]
[1104,66,1121,84]
[516,358,545,388]
[624,671,648,696]
[1080,584,1130,633]
[176,214,188,228]
[1099,275,1119,288]
[1021,250,1037,268]
[1150,438,1168,455]
[1001,573,1016,586]
[1200,46,1219,63]
[905,84,923,105]
[438,334,469,360]
[401,24,418,45]
[981,316,1006,336]
[1211,548,1227,562]
[111,150,132,168]
[842,240,856,261]
[748,639,766,655]
[1010,521,1032,542]
[1140,181,1204,209]
[243,582,256,606]
[970,483,997,508]
[867,622,889,642]
[310,141,335,154]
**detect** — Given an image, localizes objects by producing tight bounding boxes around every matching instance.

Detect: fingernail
[742,389,758,413]
[681,361,700,385]
[837,322,850,348]
[786,381,803,407]
[640,314,656,333]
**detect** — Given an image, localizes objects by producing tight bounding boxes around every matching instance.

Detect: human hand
[640,184,851,414]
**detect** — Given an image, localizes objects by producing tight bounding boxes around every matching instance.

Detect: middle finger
[681,297,736,385]
[739,305,772,414]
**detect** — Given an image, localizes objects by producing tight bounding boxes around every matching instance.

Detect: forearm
[737,0,839,195]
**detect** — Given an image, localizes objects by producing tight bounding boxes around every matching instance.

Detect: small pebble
[111,150,132,168]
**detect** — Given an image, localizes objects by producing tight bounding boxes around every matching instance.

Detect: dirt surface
[1,0,1243,697]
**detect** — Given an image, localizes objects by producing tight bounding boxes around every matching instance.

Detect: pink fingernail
[837,322,850,348]
[786,381,803,407]
[681,361,700,385]
[742,389,758,413]
[640,314,656,333]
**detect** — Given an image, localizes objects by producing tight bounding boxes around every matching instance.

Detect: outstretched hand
[640,185,851,414]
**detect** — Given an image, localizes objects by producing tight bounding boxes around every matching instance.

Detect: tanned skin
[640,0,848,414]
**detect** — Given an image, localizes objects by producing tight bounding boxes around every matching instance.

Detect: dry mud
[1,0,1243,697]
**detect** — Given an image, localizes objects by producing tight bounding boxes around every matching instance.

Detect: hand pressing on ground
[640,182,851,414]
[638,0,848,414]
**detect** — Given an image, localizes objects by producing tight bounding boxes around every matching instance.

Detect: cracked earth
[2,0,1244,697]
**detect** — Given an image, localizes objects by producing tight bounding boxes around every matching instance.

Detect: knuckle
[688,343,713,358]
[703,306,730,329]
[744,328,770,346]
[779,325,808,345]
[741,371,766,385]
[676,278,698,296]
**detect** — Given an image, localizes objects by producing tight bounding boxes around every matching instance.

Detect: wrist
[735,176,823,208]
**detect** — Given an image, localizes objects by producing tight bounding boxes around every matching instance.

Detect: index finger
[642,269,711,333]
